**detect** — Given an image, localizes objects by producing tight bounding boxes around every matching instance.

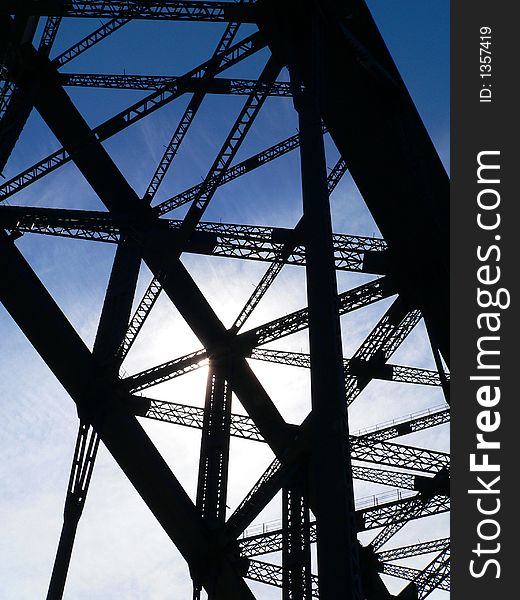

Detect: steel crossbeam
[251,348,445,387]
[0,32,265,200]
[246,560,319,598]
[59,72,293,95]
[238,495,449,559]
[377,538,450,563]
[2,1,258,22]
[0,205,387,274]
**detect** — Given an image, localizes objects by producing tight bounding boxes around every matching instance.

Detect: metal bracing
[381,563,450,593]
[344,300,423,406]
[246,277,393,347]
[117,276,391,393]
[238,495,449,559]
[377,538,450,563]
[0,227,255,599]
[282,471,312,600]
[250,348,445,387]
[350,439,449,474]
[116,275,163,362]
[8,1,258,22]
[143,20,243,203]
[39,16,62,52]
[0,22,266,597]
[141,396,264,442]
[59,72,293,95]
[246,560,319,598]
[134,397,449,476]
[47,239,142,599]
[389,547,450,599]
[0,31,265,201]
[53,18,130,66]
[46,421,99,600]
[154,126,327,216]
[116,52,281,358]
[413,547,450,599]
[0,15,40,169]
[354,408,450,444]
[360,495,450,534]
[0,206,387,275]
[230,155,349,333]
[0,4,449,598]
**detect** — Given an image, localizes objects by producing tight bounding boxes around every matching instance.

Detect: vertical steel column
[46,242,141,600]
[46,422,99,600]
[292,8,362,599]
[193,357,233,598]
[282,471,312,600]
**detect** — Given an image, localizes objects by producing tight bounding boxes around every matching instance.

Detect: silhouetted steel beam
[250,348,445,387]
[46,420,99,600]
[122,54,282,359]
[2,29,300,589]
[0,228,254,600]
[354,408,450,444]
[0,31,265,201]
[144,20,243,204]
[377,538,449,563]
[282,471,312,600]
[381,564,449,593]
[351,438,449,474]
[344,300,422,406]
[0,206,386,275]
[396,547,450,599]
[53,17,130,66]
[230,155,348,333]
[4,1,258,22]
[1,17,270,597]
[132,396,449,484]
[238,495,449,558]
[0,14,40,170]
[359,495,449,532]
[120,278,392,393]
[39,15,62,51]
[48,239,160,599]
[246,560,319,598]
[196,362,233,527]
[294,51,361,598]
[59,72,293,95]
[242,277,393,348]
[256,0,449,362]
[154,127,327,216]
[193,359,234,597]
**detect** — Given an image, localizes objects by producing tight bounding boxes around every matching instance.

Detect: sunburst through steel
[0,2,449,599]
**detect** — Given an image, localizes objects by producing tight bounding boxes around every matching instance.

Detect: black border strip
[451,2,517,597]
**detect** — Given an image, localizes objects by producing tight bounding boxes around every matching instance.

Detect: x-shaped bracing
[0,13,448,600]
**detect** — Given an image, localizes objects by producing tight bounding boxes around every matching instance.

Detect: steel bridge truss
[0,2,449,599]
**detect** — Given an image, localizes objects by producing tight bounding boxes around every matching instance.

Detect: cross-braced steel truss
[0,2,449,599]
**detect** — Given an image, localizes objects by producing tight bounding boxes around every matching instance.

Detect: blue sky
[0,2,449,598]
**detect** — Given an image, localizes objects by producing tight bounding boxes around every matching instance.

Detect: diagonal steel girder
[0,229,254,599]
[1,15,291,446]
[0,16,319,594]
[0,15,283,598]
